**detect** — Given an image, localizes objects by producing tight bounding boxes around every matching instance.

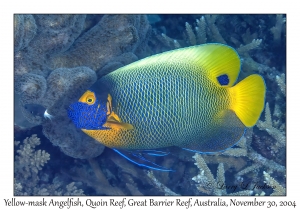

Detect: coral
[14,15,37,52]
[14,134,85,196]
[263,171,286,196]
[204,15,226,44]
[14,51,33,77]
[256,103,286,148]
[236,163,261,177]
[241,28,258,45]
[125,182,143,196]
[48,15,151,72]
[203,155,247,172]
[14,133,45,195]
[237,39,262,55]
[270,14,285,43]
[157,33,180,49]
[248,151,285,173]
[27,15,87,69]
[14,72,47,126]
[275,73,286,96]
[222,148,247,157]
[185,22,197,45]
[195,16,207,44]
[192,153,253,196]
[64,182,85,196]
[192,153,217,194]
[157,15,213,48]
[147,171,179,196]
[14,177,86,196]
[15,73,47,103]
[14,134,50,180]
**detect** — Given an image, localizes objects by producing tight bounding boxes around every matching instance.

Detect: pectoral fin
[105,120,134,130]
[105,111,134,130]
[106,94,112,115]
[104,94,133,130]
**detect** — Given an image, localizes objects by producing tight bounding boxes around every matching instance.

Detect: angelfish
[68,44,266,171]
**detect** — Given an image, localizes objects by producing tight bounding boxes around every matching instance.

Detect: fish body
[68,44,266,169]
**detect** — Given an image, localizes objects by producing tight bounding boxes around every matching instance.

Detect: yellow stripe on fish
[68,43,266,154]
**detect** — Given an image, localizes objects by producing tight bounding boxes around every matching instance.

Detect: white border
[1,1,297,209]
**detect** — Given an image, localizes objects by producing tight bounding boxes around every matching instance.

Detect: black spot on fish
[217,74,229,86]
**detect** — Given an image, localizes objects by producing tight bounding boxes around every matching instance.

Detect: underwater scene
[14,14,286,196]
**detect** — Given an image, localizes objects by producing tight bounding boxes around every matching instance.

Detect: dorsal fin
[189,44,241,87]
[117,43,241,87]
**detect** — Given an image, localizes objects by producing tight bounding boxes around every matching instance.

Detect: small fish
[68,44,266,171]
[24,103,47,118]
[24,104,55,121]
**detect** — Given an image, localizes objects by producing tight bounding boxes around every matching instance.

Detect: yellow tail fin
[229,74,266,127]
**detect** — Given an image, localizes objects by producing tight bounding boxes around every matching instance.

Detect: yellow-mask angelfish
[68,43,266,171]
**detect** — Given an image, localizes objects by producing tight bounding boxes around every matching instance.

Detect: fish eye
[86,96,95,105]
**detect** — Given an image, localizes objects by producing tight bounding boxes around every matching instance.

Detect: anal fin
[183,110,246,153]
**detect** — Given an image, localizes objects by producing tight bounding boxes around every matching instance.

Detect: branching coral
[195,16,207,44]
[185,22,197,46]
[270,14,285,44]
[157,15,213,48]
[14,134,85,196]
[147,171,179,196]
[263,171,286,196]
[204,15,226,44]
[276,73,286,96]
[14,134,50,180]
[189,120,286,196]
[237,39,262,55]
[192,153,253,196]
[157,33,180,49]
[256,102,286,148]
